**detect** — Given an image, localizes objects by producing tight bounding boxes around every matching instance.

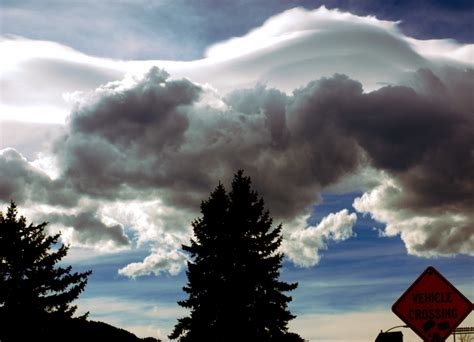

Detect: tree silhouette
[0,202,91,341]
[170,171,304,341]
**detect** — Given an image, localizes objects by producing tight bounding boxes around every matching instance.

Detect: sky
[1,1,473,341]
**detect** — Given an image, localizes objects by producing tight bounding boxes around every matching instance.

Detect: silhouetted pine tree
[0,202,91,341]
[170,171,304,342]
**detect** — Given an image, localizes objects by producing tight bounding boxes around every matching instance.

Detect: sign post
[392,266,473,341]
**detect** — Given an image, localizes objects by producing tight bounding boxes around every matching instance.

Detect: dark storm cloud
[378,68,474,215]
[70,70,197,145]
[55,67,201,198]
[291,70,473,216]
[54,65,474,242]
[46,209,130,248]
[0,148,78,207]
[55,68,361,217]
[407,67,474,114]
[342,84,464,172]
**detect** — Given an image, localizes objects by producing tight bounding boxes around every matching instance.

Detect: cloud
[0,36,128,123]
[55,67,202,202]
[4,62,473,273]
[0,121,65,160]
[353,176,474,257]
[45,209,131,251]
[0,148,78,206]
[1,6,473,274]
[2,7,472,124]
[349,68,474,257]
[98,199,193,247]
[55,69,362,219]
[284,210,357,267]
[71,66,474,263]
[0,148,130,251]
[176,6,472,93]
[4,60,463,272]
[118,248,188,277]
[204,6,399,59]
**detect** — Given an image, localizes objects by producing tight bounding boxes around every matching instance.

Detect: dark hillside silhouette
[170,171,305,341]
[56,319,161,342]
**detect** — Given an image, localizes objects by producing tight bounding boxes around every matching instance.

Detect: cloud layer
[7,65,473,270]
[1,7,473,275]
[2,7,472,123]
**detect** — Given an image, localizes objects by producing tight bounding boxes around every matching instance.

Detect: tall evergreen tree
[0,202,91,341]
[170,171,304,342]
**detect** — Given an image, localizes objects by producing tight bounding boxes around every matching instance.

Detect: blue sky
[1,1,473,341]
[67,192,474,340]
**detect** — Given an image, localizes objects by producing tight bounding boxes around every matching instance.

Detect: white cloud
[179,7,472,93]
[99,199,193,247]
[284,209,357,267]
[102,199,193,277]
[0,36,160,124]
[0,121,65,161]
[353,176,474,257]
[2,7,472,124]
[1,36,114,67]
[30,152,61,180]
[406,37,474,64]
[0,104,68,124]
[118,248,188,277]
[204,6,399,60]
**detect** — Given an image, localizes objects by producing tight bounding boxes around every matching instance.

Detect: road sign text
[412,292,452,304]
[409,308,457,320]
